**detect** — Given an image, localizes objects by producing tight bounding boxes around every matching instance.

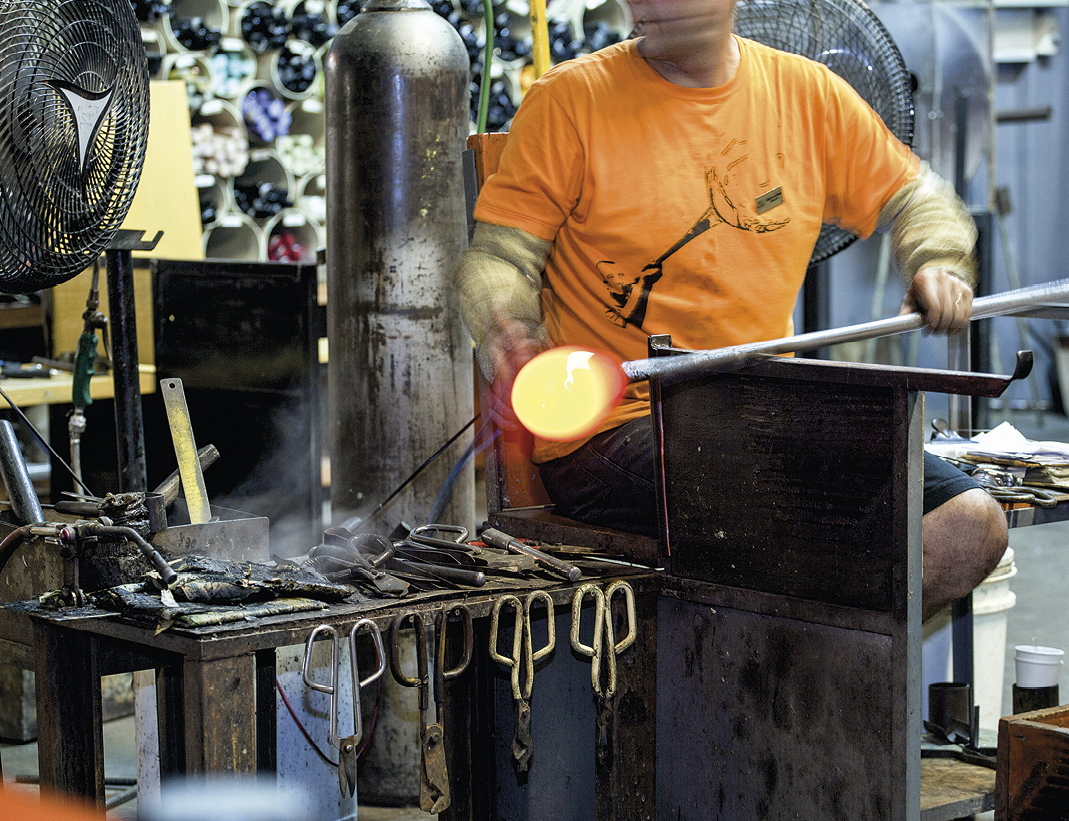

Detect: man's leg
[920,453,1008,622]
[538,417,658,537]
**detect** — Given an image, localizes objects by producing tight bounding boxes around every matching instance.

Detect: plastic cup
[1014,644,1065,688]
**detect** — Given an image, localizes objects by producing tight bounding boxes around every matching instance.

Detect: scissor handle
[436,605,473,681]
[490,592,556,702]
[489,594,523,669]
[411,523,469,543]
[302,624,341,748]
[433,605,473,713]
[519,590,556,701]
[605,580,637,654]
[303,624,340,694]
[349,618,387,689]
[570,583,606,659]
[525,590,556,664]
[571,581,637,699]
[388,612,429,691]
[346,618,385,746]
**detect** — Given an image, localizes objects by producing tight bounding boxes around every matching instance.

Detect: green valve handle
[71,330,98,409]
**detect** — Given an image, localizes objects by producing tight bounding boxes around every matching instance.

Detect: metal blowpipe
[622,277,1069,385]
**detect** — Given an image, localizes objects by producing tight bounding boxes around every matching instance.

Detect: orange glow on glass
[511,346,627,441]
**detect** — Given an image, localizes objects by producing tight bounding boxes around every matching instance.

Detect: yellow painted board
[0,364,156,408]
[44,266,156,365]
[44,80,204,364]
[126,80,204,263]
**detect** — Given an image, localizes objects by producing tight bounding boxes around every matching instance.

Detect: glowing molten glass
[511,346,627,441]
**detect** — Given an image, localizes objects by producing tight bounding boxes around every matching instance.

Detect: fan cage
[0,0,150,293]
[734,0,915,264]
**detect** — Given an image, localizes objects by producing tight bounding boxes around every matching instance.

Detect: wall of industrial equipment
[134,0,630,264]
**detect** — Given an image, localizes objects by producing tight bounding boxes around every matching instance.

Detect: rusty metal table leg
[157,665,184,778]
[180,654,258,773]
[256,648,277,774]
[32,619,105,805]
[595,586,657,821]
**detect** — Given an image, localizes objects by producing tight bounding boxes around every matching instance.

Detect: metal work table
[0,353,1036,821]
[643,352,1025,821]
[0,568,659,821]
[0,568,1011,821]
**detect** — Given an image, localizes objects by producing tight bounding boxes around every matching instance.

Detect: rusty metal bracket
[648,333,1032,399]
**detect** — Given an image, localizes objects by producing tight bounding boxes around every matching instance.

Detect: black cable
[0,384,94,498]
[428,417,499,524]
[358,414,479,529]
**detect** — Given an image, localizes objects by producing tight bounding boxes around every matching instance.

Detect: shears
[301,618,387,797]
[490,590,556,772]
[570,580,638,767]
[969,464,1061,508]
[389,607,473,812]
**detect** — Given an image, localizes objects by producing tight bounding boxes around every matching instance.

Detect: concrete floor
[0,723,430,821]
[3,410,1069,819]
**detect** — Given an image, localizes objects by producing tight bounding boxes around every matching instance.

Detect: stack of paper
[925,422,1069,489]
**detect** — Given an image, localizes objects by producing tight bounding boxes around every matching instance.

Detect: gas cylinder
[324,0,474,534]
[322,0,474,805]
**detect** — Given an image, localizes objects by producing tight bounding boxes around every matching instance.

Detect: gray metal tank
[323,0,474,805]
[324,0,474,535]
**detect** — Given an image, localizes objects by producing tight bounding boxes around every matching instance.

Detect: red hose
[0,525,32,579]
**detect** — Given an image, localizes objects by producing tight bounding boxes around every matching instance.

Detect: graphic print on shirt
[600,151,791,330]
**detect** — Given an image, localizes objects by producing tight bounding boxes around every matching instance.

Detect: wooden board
[997,704,1069,820]
[44,266,155,365]
[125,80,204,263]
[920,758,996,820]
[0,365,156,408]
[466,131,509,187]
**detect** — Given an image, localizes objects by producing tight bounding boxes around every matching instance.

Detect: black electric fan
[0,0,152,495]
[734,0,915,264]
[0,0,150,294]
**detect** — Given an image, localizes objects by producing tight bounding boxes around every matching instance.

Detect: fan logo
[44,80,115,175]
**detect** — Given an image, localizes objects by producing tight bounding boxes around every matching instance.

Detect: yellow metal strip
[529,0,551,79]
[160,377,212,525]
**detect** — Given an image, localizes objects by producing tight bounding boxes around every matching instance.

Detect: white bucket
[1015,644,1065,688]
[973,547,1017,729]
[920,547,1016,731]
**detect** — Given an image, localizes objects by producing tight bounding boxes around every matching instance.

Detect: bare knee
[921,488,1008,621]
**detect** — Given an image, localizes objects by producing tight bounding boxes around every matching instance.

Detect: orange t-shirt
[473,36,919,462]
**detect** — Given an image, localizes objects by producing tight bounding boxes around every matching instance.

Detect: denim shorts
[538,416,980,536]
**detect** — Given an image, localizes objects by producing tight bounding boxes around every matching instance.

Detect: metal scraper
[160,377,212,525]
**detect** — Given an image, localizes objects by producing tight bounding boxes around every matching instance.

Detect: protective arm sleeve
[454,221,553,381]
[876,162,978,288]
